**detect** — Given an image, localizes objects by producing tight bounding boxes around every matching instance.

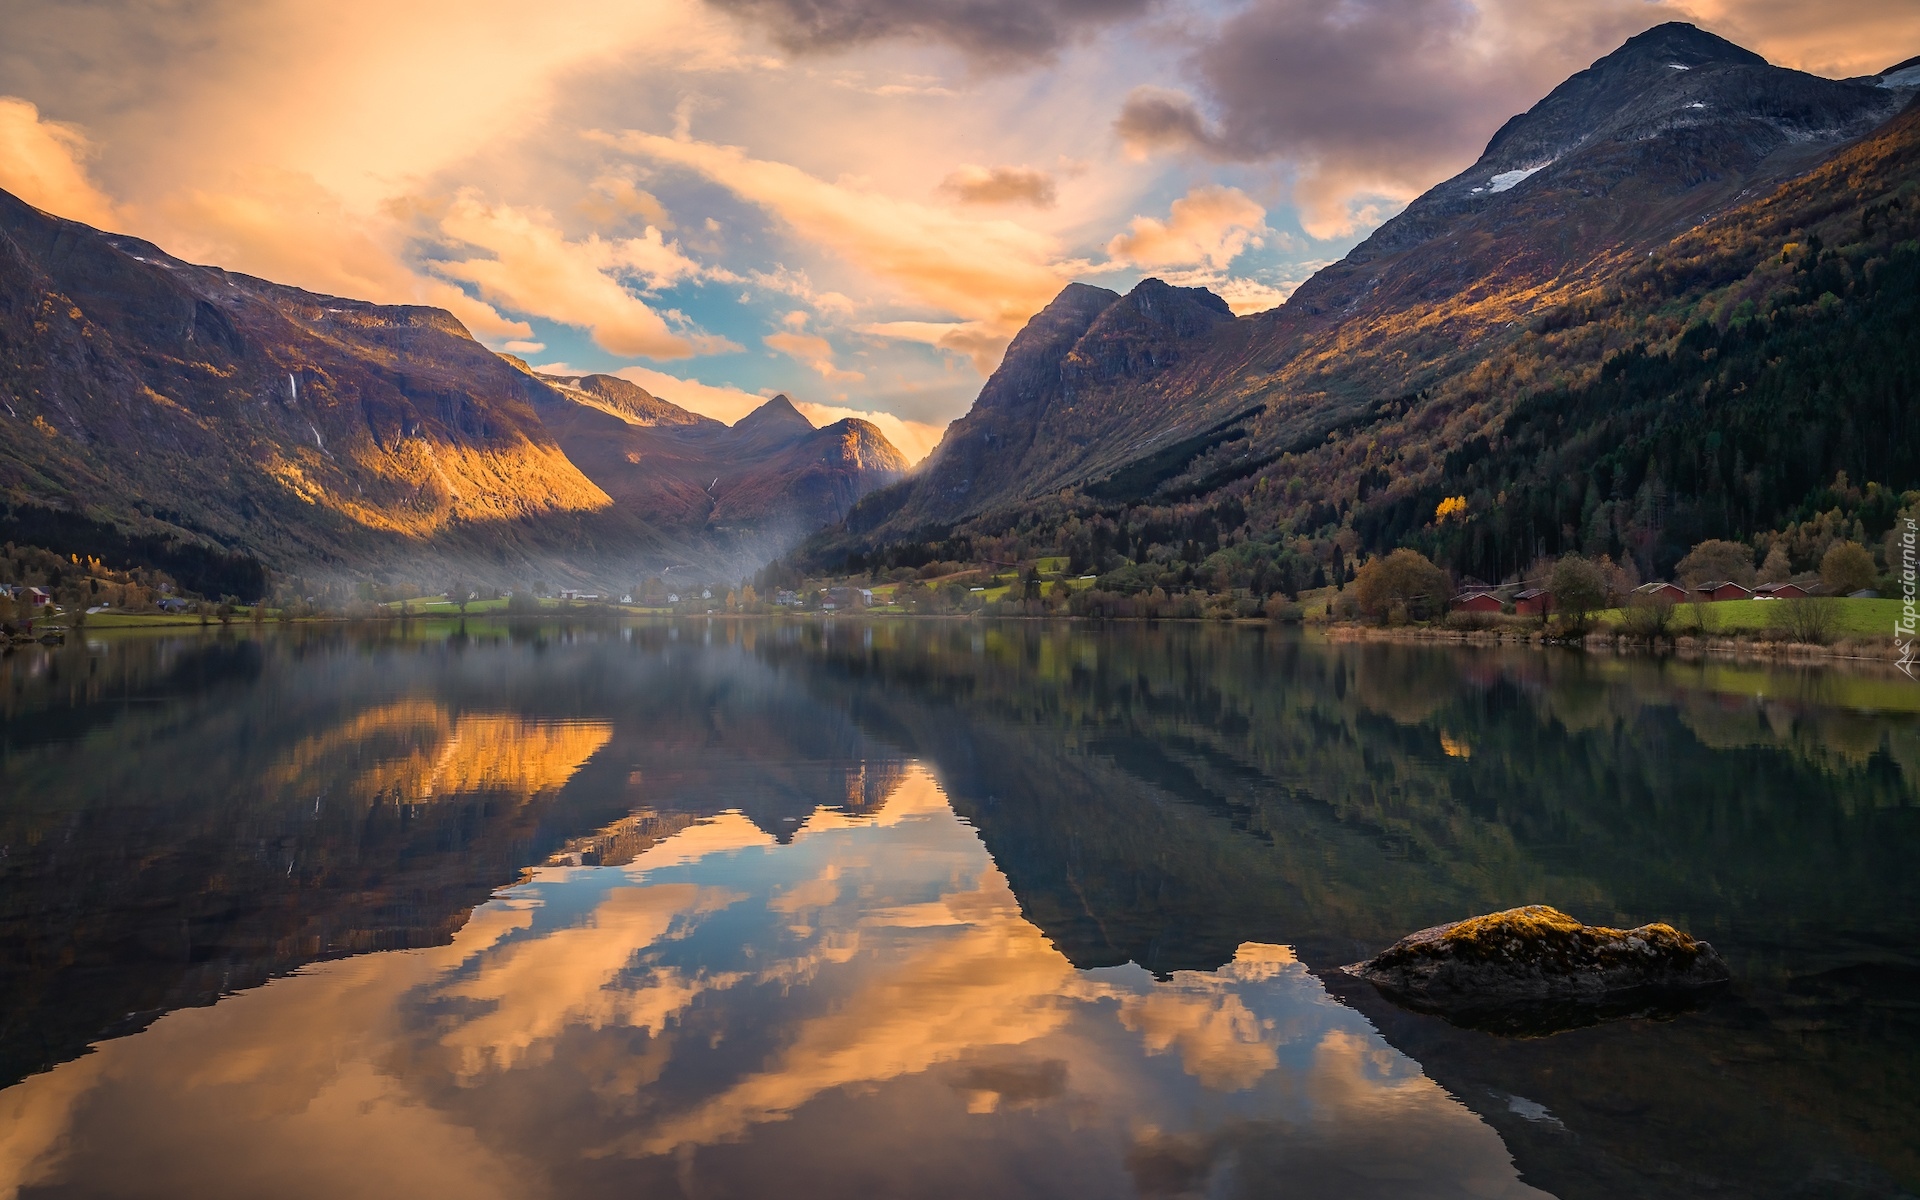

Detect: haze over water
[2,622,1916,1199]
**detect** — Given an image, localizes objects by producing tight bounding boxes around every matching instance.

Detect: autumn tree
[1550,556,1609,628]
[1757,543,1792,584]
[1820,541,1878,595]
[1352,549,1450,622]
[1675,539,1756,588]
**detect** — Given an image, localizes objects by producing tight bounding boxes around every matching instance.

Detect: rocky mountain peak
[1609,21,1766,70]
[736,393,814,434]
[1063,278,1234,386]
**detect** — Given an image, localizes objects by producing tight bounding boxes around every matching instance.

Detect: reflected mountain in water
[0,626,905,1089]
[1,622,1917,1198]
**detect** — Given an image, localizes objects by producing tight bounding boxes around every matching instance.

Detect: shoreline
[1317,620,1906,670]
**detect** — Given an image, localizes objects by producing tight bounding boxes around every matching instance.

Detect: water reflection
[0,767,1545,1200]
[1,622,1916,1198]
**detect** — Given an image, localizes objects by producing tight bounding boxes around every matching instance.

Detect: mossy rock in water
[1343,905,1729,1036]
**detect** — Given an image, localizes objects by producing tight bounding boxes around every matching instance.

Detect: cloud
[154,166,534,341]
[576,175,674,229]
[0,97,121,229]
[1687,0,1920,77]
[1120,0,1682,237]
[1113,86,1220,161]
[1107,185,1266,270]
[599,365,774,424]
[764,331,867,381]
[857,319,1012,374]
[602,129,1069,336]
[0,0,756,343]
[791,402,946,464]
[702,0,1154,65]
[937,164,1057,207]
[1209,276,1293,315]
[434,192,736,359]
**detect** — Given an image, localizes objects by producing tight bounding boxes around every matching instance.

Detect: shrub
[1773,596,1838,644]
[1352,549,1450,622]
[1620,594,1677,641]
[1263,595,1304,622]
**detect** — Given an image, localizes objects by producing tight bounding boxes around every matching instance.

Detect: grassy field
[1598,596,1904,638]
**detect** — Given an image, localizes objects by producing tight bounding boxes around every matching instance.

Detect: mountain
[0,192,907,593]
[804,24,1920,584]
[523,380,908,565]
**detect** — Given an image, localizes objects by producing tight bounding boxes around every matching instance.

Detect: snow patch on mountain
[1489,164,1550,193]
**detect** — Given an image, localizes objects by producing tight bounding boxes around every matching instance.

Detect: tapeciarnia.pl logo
[1898,516,1918,680]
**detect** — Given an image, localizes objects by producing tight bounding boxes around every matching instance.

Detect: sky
[0,0,1914,463]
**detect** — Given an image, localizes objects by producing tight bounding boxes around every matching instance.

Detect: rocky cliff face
[854,279,1237,533]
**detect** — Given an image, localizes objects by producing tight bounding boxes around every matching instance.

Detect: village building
[1752,582,1811,599]
[1452,591,1504,614]
[1513,588,1552,616]
[1695,581,1753,602]
[1633,581,1688,603]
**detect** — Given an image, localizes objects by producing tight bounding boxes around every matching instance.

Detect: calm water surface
[1,621,1916,1199]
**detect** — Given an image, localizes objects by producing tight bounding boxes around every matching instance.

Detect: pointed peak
[738,393,814,431]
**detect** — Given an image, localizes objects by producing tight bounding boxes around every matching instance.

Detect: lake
[2,621,1916,1199]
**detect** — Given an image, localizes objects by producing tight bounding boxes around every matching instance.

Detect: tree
[1550,556,1609,628]
[1820,541,1878,595]
[1676,539,1756,588]
[1351,549,1450,622]
[1757,543,1793,584]
[1018,566,1042,602]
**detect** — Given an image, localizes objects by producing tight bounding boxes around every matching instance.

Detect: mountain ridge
[802,23,1920,584]
[0,193,908,592]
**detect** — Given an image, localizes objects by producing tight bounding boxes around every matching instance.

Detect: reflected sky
[1,765,1546,1200]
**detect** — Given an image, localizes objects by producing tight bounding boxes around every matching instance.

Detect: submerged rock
[1343,905,1729,1035]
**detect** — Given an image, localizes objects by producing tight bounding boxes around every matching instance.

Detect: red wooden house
[1695,581,1753,602]
[1452,592,1504,614]
[1633,581,1687,603]
[1753,582,1810,599]
[1513,588,1552,616]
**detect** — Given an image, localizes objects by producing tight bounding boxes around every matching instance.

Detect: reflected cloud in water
[0,765,1546,1200]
